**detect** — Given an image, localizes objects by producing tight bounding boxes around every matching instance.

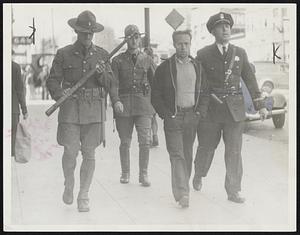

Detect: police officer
[46,10,123,212]
[193,12,268,203]
[111,25,156,186]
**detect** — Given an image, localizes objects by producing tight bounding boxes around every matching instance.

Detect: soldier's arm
[105,62,120,105]
[14,63,28,115]
[240,49,265,110]
[46,50,64,101]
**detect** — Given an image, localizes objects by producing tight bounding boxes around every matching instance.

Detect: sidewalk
[7,103,293,231]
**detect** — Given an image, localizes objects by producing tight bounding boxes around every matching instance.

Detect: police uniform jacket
[151,54,210,119]
[12,61,27,115]
[111,50,155,117]
[47,41,119,124]
[197,43,265,122]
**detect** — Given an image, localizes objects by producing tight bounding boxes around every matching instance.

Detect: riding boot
[77,158,95,212]
[119,146,130,184]
[139,147,151,187]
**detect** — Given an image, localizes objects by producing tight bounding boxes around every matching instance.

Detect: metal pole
[144,8,150,48]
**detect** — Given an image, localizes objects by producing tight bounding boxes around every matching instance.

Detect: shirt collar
[216,42,229,54]
[175,55,192,64]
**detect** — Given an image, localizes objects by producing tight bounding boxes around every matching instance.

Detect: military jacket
[111,50,155,117]
[197,43,265,122]
[47,41,119,124]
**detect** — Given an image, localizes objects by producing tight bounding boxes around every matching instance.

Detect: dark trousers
[115,115,152,174]
[195,120,244,195]
[11,114,20,156]
[57,123,102,199]
[163,110,199,201]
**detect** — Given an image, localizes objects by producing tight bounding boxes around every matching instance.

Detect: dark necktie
[132,53,137,65]
[222,46,227,59]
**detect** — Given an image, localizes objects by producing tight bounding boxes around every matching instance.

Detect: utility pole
[144,8,150,48]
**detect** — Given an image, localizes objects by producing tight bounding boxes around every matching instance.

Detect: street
[7,99,292,231]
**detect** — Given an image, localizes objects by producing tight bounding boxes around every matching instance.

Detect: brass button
[225,61,227,64]
[83,61,86,64]
[83,69,86,72]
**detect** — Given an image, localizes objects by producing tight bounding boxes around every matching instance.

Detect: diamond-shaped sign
[165,9,185,31]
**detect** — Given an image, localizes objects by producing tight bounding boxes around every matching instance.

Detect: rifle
[45,33,134,116]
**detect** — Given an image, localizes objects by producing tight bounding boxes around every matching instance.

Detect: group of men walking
[43,10,268,212]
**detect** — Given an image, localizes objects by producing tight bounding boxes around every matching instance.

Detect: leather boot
[77,159,95,212]
[62,154,76,205]
[139,147,151,187]
[120,146,130,184]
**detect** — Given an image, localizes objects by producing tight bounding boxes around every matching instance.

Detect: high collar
[125,49,140,57]
[73,40,96,55]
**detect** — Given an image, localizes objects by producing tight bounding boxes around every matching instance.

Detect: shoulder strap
[224,46,237,83]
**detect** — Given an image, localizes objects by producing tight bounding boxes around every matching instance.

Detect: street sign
[12,36,33,45]
[165,9,185,30]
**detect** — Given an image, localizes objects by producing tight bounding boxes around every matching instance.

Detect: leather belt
[119,87,143,94]
[176,106,194,112]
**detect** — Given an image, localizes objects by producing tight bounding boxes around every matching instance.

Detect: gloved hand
[114,101,124,114]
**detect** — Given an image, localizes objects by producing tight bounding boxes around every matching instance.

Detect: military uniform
[46,10,119,212]
[112,48,155,185]
[194,12,265,201]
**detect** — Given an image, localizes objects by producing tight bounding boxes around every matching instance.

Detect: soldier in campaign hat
[47,10,123,212]
[193,12,268,203]
[111,24,156,187]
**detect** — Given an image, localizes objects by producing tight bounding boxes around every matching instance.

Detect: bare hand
[96,60,106,74]
[62,88,71,96]
[114,101,124,114]
[23,113,29,120]
[259,107,268,121]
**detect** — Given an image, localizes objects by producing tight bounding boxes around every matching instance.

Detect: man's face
[173,34,191,59]
[127,33,141,50]
[77,31,94,48]
[212,22,231,43]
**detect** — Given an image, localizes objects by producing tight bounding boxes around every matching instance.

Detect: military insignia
[234,56,240,61]
[220,13,224,19]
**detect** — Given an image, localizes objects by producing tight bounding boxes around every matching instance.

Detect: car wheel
[272,113,285,128]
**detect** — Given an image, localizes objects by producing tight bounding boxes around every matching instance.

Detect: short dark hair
[172,30,192,42]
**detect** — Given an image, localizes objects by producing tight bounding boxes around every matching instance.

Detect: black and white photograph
[3,3,296,231]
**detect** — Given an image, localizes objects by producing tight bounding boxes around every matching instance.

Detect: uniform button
[90,52,93,55]
[83,61,86,64]
[83,69,86,72]
[171,115,176,118]
[133,85,136,88]
[225,61,227,64]
[133,73,136,76]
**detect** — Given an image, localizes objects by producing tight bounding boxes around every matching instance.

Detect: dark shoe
[139,174,151,187]
[228,192,245,203]
[77,198,90,212]
[178,196,189,208]
[192,176,202,191]
[120,173,130,184]
[62,187,73,205]
[152,135,159,147]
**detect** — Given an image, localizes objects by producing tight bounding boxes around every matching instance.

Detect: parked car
[242,77,287,129]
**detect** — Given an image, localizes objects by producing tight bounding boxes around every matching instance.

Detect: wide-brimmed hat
[206,12,234,33]
[68,10,104,33]
[124,24,144,37]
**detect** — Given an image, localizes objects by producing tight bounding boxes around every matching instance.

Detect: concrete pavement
[6,101,294,231]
